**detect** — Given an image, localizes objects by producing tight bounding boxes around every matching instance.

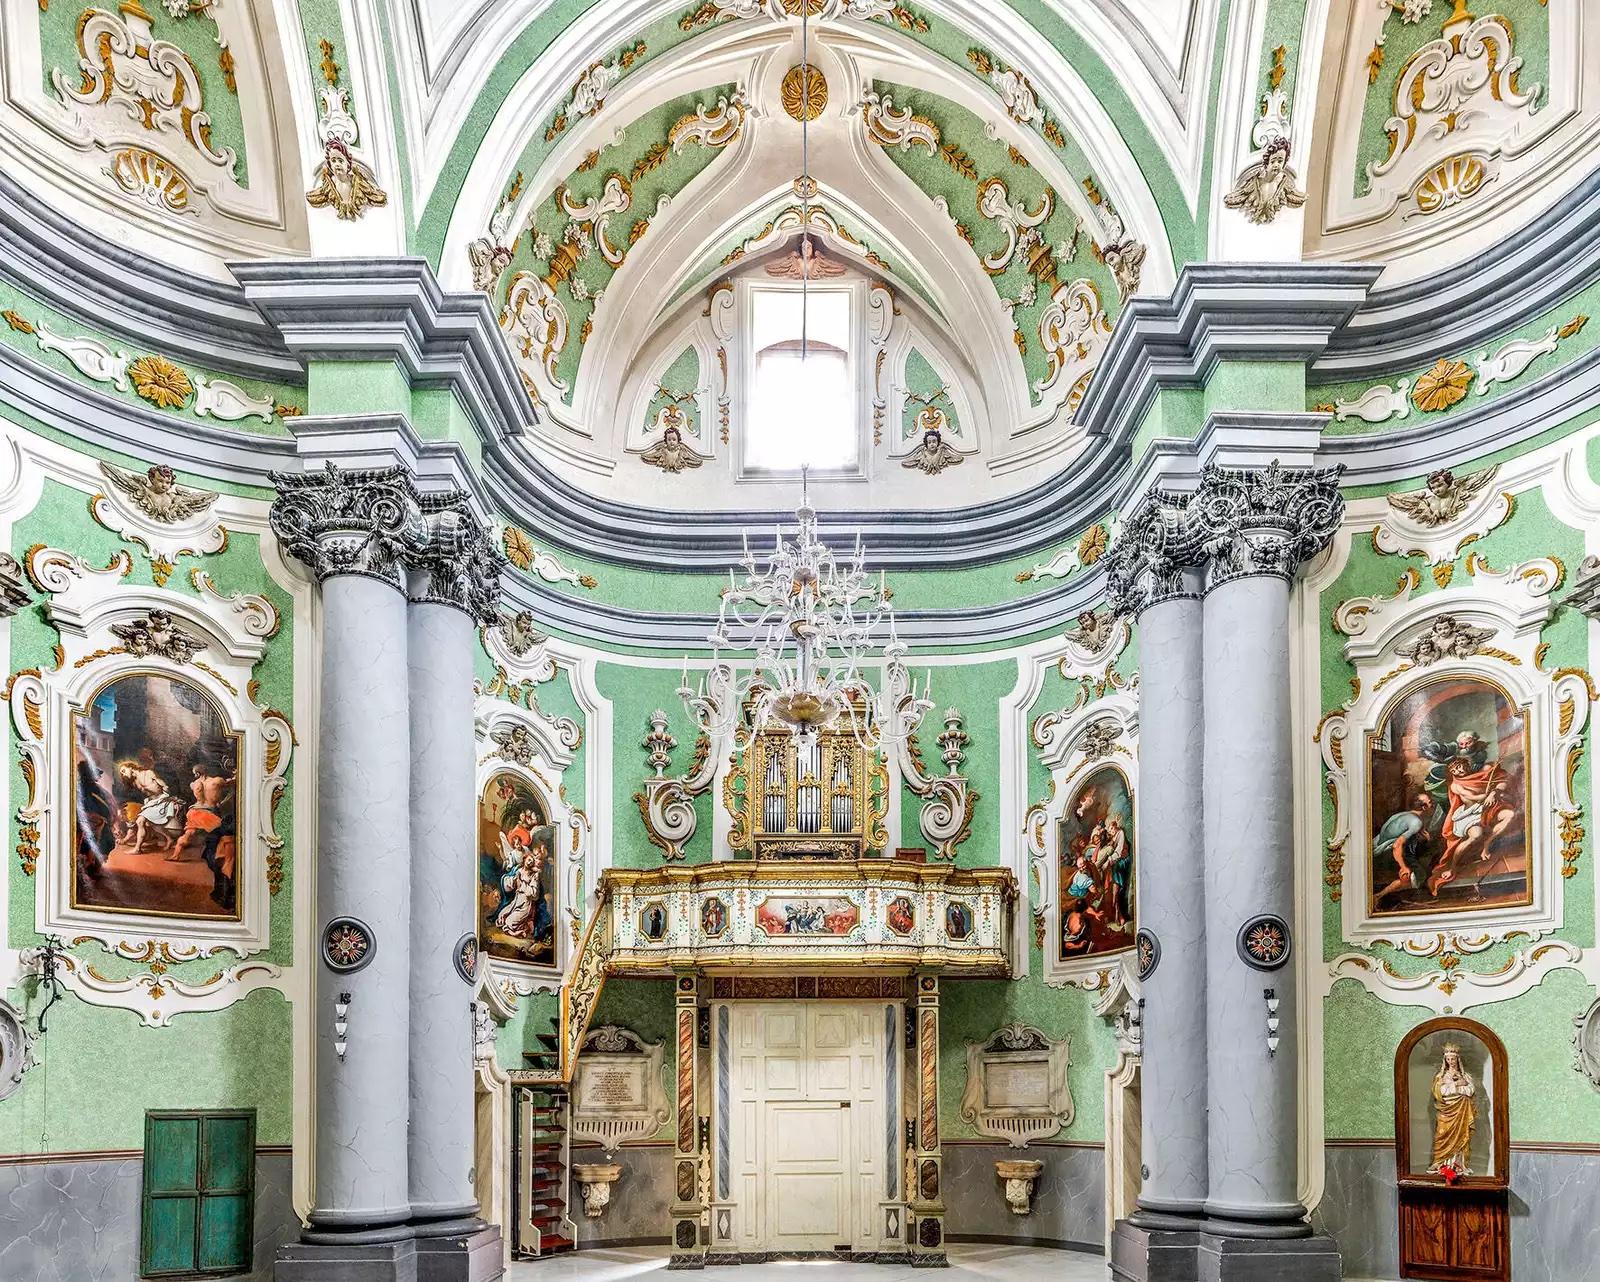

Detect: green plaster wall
[0,281,303,434]
[0,445,299,1159]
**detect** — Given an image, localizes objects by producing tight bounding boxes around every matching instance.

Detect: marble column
[405,493,506,1266]
[909,972,946,1266]
[1194,462,1343,1280]
[268,465,422,1265]
[669,973,707,1270]
[1103,492,1209,1282]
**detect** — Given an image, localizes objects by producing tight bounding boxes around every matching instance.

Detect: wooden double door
[721,1001,898,1254]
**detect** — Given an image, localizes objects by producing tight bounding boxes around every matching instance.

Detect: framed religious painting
[8,548,293,1025]
[473,699,586,994]
[1025,691,1138,985]
[477,770,559,969]
[1393,1017,1510,1281]
[1366,675,1530,919]
[1319,561,1589,1010]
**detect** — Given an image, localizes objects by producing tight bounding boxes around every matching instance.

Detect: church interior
[1,1,1599,1280]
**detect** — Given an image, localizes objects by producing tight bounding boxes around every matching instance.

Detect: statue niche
[1393,1016,1510,1282]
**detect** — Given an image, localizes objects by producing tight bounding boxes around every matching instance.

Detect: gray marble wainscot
[941,1141,1104,1250]
[1314,1143,1600,1282]
[567,1142,672,1247]
[0,1151,296,1282]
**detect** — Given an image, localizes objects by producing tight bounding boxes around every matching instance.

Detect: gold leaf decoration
[1559,314,1589,340]
[1411,357,1474,412]
[1559,809,1584,879]
[1041,119,1066,149]
[318,39,339,86]
[128,355,194,409]
[1366,41,1385,83]
[1268,45,1287,91]
[1076,522,1109,566]
[2,310,34,334]
[781,64,827,122]
[966,48,993,75]
[939,142,977,182]
[545,112,568,143]
[631,141,669,181]
[502,525,538,571]
[1432,563,1454,587]
[219,45,236,94]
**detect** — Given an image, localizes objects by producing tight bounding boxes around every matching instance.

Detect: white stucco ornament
[573,1163,622,1218]
[995,1159,1044,1215]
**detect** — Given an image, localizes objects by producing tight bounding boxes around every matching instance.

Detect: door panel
[724,1001,894,1253]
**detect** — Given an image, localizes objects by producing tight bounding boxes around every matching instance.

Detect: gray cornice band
[1317,165,1600,379]
[233,258,1377,570]
[0,171,299,381]
[506,557,1110,652]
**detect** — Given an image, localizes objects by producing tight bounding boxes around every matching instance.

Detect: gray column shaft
[1133,592,1208,1220]
[407,601,480,1224]
[1201,575,1304,1233]
[311,576,412,1231]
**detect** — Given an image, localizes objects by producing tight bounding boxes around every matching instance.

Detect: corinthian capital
[1190,461,1344,587]
[268,462,424,589]
[1102,487,1202,619]
[408,492,506,625]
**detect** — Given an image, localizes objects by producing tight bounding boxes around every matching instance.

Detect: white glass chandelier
[676,7,928,751]
[677,472,931,750]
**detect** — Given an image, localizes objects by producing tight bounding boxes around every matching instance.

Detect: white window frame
[735,274,870,484]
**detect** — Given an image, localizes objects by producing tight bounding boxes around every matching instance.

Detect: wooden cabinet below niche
[1394,1016,1511,1282]
[1399,1187,1508,1281]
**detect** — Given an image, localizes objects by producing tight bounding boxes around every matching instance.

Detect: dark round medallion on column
[1136,927,1160,981]
[454,932,479,984]
[1236,914,1292,971]
[322,916,377,973]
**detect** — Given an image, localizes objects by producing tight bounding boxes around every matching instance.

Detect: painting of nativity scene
[1057,766,1136,960]
[478,771,558,966]
[72,673,242,920]
[1368,676,1529,916]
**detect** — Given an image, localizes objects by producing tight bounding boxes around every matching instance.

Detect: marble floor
[508,1244,1109,1282]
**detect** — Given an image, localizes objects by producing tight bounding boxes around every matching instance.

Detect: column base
[1110,1219,1200,1282]
[276,1226,504,1282]
[416,1227,504,1282]
[1195,1231,1341,1282]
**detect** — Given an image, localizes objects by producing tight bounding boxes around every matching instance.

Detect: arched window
[746,284,857,472]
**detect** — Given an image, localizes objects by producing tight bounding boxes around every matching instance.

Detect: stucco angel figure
[641,424,703,473]
[98,462,217,524]
[1428,1043,1478,1175]
[468,238,515,293]
[1101,238,1146,299]
[306,138,389,221]
[498,609,546,657]
[1222,136,1305,225]
[1072,608,1116,653]
[766,236,847,280]
[901,428,964,476]
[1387,468,1497,528]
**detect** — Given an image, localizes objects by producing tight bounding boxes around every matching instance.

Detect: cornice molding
[1316,165,1600,379]
[0,170,298,381]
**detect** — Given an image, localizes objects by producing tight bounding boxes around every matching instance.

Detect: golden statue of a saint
[1428,1042,1477,1174]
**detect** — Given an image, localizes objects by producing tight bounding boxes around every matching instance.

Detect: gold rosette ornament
[1412,358,1474,413]
[129,355,194,410]
[781,64,827,122]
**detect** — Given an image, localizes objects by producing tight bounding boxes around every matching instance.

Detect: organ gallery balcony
[596,861,1018,977]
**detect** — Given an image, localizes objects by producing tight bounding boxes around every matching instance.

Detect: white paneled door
[723,1002,897,1253]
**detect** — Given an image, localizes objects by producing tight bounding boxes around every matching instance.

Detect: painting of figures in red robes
[1057,765,1135,961]
[1368,676,1529,917]
[72,673,242,920]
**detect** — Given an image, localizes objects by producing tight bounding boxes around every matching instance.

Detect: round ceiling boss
[781,64,828,123]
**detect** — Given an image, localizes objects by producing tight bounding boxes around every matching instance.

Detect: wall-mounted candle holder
[1264,987,1280,1058]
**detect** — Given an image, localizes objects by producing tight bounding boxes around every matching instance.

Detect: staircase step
[535,1033,560,1049]
[541,1236,574,1254]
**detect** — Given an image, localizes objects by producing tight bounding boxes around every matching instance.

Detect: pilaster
[909,973,946,1267]
[668,973,708,1270]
